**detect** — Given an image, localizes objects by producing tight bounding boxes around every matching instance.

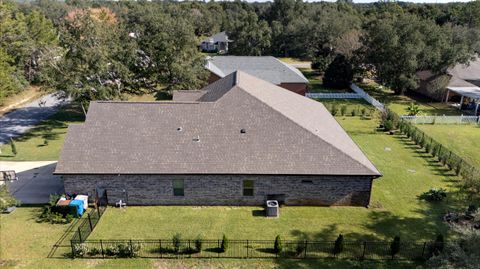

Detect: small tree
[333,234,344,257]
[390,236,401,259]
[323,54,353,89]
[220,234,228,253]
[431,234,444,256]
[274,235,283,254]
[340,105,347,116]
[10,138,17,156]
[172,233,182,253]
[330,103,339,116]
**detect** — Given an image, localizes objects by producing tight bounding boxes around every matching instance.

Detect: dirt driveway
[0,161,64,204]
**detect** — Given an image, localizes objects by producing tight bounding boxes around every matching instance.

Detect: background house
[56,71,380,207]
[205,56,309,95]
[200,31,230,54]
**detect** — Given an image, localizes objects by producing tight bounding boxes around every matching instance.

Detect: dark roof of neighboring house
[206,56,309,84]
[202,31,230,44]
[417,58,480,89]
[55,71,380,176]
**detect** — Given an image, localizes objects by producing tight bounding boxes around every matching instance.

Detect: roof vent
[193,136,200,142]
[177,127,183,132]
[240,129,246,134]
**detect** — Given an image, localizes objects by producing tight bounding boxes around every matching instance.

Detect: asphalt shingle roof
[55,71,380,176]
[206,56,309,84]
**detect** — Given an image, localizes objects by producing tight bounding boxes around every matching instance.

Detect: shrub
[340,105,347,116]
[194,235,203,253]
[384,120,394,131]
[330,104,339,116]
[105,245,118,256]
[425,142,432,154]
[419,188,447,202]
[220,234,228,253]
[390,236,401,259]
[73,243,88,257]
[116,243,141,258]
[407,103,421,116]
[361,108,367,118]
[87,247,101,256]
[351,108,357,117]
[43,139,49,146]
[0,185,18,211]
[333,234,344,257]
[172,233,182,253]
[274,235,283,254]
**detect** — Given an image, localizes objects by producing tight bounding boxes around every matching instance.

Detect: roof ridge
[235,73,379,175]
[93,101,200,105]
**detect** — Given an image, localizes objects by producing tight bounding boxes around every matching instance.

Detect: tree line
[1,0,480,104]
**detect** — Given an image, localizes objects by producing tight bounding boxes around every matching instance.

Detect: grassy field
[278,57,311,65]
[357,81,462,116]
[87,117,461,244]
[0,105,85,161]
[416,124,480,167]
[319,99,378,118]
[0,87,46,116]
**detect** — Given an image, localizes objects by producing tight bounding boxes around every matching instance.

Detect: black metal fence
[70,238,436,260]
[71,206,106,243]
[385,108,480,183]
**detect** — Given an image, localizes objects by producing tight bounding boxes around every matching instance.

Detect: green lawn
[301,68,351,93]
[0,208,417,269]
[88,117,461,244]
[0,105,85,161]
[357,81,462,116]
[319,99,378,118]
[416,124,480,167]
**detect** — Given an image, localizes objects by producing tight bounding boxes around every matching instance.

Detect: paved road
[0,92,70,145]
[1,161,63,204]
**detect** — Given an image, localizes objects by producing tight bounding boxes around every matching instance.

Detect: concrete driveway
[1,161,64,204]
[0,92,70,145]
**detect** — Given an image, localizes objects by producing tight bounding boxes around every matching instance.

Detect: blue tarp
[69,200,84,217]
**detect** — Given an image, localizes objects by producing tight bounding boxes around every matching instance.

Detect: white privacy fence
[306,93,361,99]
[401,115,480,125]
[350,84,385,111]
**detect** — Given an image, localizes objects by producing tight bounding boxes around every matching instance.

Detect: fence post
[188,240,191,258]
[304,240,308,259]
[129,239,133,258]
[159,239,162,258]
[361,241,367,260]
[70,240,75,259]
[78,227,82,242]
[246,240,249,258]
[421,242,427,259]
[217,240,220,258]
[100,239,105,258]
[97,207,101,219]
[88,214,93,231]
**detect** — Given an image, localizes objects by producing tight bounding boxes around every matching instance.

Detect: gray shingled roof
[202,32,230,44]
[206,56,309,84]
[55,71,380,176]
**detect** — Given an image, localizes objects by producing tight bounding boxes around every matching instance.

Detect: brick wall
[63,174,373,207]
[279,83,307,96]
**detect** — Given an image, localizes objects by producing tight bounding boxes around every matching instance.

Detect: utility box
[266,200,279,217]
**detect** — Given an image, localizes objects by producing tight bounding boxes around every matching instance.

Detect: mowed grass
[89,117,462,243]
[0,209,417,269]
[416,124,480,167]
[0,105,85,161]
[357,81,462,116]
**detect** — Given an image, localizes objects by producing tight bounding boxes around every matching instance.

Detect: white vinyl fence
[401,115,480,125]
[350,83,385,111]
[306,93,361,99]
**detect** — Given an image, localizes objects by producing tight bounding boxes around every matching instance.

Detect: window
[243,180,254,196]
[173,179,184,196]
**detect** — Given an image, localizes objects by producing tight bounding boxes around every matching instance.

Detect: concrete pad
[1,161,64,204]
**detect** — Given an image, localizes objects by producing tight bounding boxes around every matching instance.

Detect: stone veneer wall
[63,174,374,207]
